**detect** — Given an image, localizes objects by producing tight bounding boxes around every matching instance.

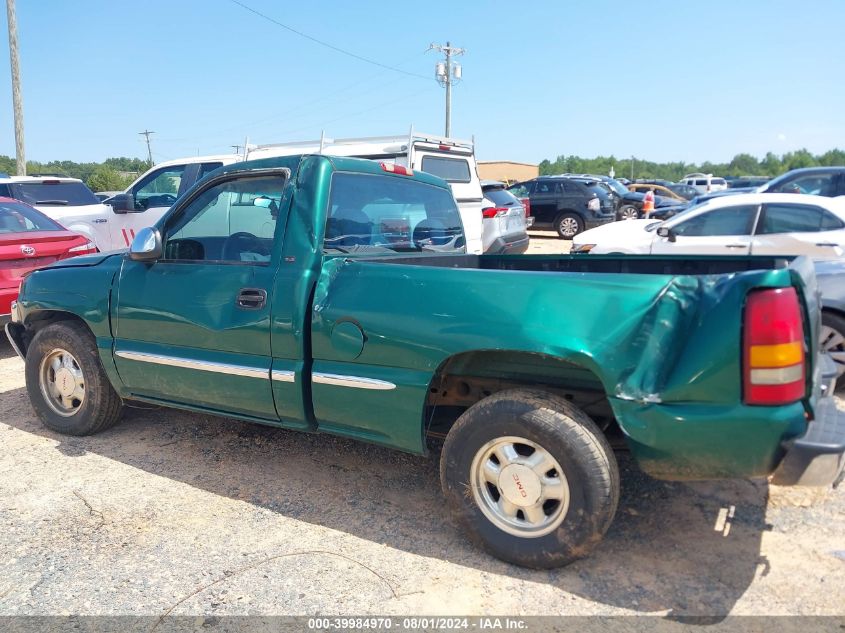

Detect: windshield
[0,200,64,232]
[603,178,629,196]
[10,181,100,206]
[644,200,709,231]
[324,172,465,254]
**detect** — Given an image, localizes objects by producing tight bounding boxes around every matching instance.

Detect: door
[651,203,759,255]
[113,170,289,420]
[529,180,559,224]
[751,202,845,259]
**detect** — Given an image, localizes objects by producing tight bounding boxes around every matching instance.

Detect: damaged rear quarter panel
[309,255,806,477]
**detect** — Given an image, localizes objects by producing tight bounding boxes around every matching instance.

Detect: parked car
[815,259,845,390]
[728,176,770,189]
[762,166,845,197]
[480,181,530,254]
[627,183,687,202]
[571,193,845,257]
[507,177,615,239]
[0,197,96,320]
[0,175,143,252]
[561,174,681,220]
[8,155,844,570]
[679,173,729,194]
[665,183,699,200]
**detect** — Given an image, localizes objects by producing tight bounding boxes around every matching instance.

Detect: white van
[247,131,485,254]
[680,173,729,194]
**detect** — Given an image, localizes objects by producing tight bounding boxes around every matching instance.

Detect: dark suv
[507,177,615,238]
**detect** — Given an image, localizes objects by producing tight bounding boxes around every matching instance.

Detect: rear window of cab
[325,172,465,254]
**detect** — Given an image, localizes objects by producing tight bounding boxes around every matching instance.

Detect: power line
[228,0,430,81]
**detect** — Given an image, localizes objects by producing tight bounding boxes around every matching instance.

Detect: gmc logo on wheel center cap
[20,245,35,257]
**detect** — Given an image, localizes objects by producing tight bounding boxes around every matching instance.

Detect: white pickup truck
[0,175,119,251]
[109,131,487,254]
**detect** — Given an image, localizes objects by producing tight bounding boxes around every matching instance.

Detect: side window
[673,205,758,237]
[535,181,556,194]
[419,155,471,183]
[759,204,843,234]
[132,166,187,210]
[0,184,10,197]
[162,175,286,263]
[768,175,837,196]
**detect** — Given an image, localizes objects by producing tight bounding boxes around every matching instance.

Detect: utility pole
[139,130,154,166]
[6,0,25,175]
[231,144,242,155]
[630,155,635,181]
[429,41,464,137]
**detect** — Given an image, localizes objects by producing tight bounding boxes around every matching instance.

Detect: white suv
[680,173,728,194]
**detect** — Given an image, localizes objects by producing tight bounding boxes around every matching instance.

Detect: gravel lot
[0,233,843,619]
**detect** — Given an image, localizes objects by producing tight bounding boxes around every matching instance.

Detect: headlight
[570,244,595,254]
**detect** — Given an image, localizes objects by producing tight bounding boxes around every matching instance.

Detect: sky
[1,0,844,166]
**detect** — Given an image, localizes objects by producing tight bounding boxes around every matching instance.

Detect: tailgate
[787,256,824,412]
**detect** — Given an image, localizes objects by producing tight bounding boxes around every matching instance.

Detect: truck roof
[215,154,453,189]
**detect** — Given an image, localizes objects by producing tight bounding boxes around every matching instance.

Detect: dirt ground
[0,232,843,619]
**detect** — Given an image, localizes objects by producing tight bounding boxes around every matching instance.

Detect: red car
[0,197,97,320]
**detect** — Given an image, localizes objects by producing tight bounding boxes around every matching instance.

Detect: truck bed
[367,253,794,275]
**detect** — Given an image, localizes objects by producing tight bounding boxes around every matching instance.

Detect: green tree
[87,166,133,192]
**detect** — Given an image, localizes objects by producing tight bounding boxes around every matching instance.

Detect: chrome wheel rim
[559,217,579,238]
[470,435,570,538]
[621,207,638,220]
[821,324,845,380]
[39,348,85,417]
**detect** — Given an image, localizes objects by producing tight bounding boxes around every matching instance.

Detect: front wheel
[25,321,124,435]
[440,389,619,569]
[617,205,640,220]
[554,213,584,239]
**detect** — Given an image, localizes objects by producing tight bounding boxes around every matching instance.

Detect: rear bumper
[487,234,530,255]
[771,360,845,486]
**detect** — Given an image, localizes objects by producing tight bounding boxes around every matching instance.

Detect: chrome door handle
[236,288,267,310]
[725,244,747,248]
[816,242,838,247]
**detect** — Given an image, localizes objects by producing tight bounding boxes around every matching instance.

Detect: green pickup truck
[7,155,845,569]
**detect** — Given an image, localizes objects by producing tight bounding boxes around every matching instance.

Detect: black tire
[617,205,640,221]
[821,311,845,391]
[25,321,124,435]
[554,212,584,239]
[440,389,619,569]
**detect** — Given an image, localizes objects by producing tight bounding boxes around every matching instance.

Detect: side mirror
[129,227,162,261]
[656,226,676,242]
[108,193,135,214]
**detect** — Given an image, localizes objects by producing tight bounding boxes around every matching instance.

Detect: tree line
[0,155,152,192]
[539,148,845,181]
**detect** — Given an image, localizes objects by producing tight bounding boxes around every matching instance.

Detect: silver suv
[480,181,530,254]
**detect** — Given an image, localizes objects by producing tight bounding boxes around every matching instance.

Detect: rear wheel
[821,312,845,390]
[25,321,124,435]
[554,213,584,239]
[440,389,619,569]
[617,205,640,220]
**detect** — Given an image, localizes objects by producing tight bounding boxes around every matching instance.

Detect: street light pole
[6,0,25,176]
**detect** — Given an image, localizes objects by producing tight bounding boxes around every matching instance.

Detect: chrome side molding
[313,372,396,390]
[115,350,270,380]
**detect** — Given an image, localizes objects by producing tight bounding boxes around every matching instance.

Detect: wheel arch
[10,310,93,359]
[423,349,617,443]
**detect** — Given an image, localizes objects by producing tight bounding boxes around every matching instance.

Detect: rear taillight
[66,241,98,256]
[521,198,531,217]
[381,162,413,176]
[482,206,508,219]
[743,287,806,405]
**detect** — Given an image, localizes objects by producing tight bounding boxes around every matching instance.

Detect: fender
[64,222,106,251]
